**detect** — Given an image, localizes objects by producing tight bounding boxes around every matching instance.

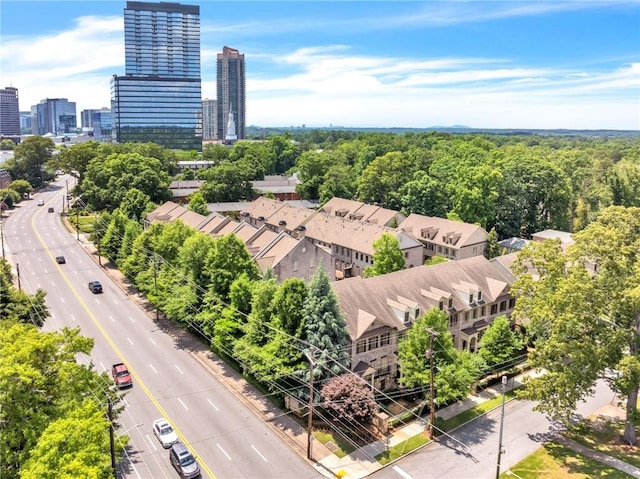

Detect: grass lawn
[502,442,635,478]
[565,417,640,468]
[68,213,96,234]
[376,433,429,465]
[440,390,519,432]
[314,430,356,458]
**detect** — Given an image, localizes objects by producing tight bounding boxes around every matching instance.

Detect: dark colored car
[48,207,54,213]
[55,256,66,264]
[88,281,103,293]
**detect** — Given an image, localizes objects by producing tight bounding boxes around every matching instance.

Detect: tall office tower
[111,1,202,151]
[216,46,245,142]
[31,98,77,136]
[20,112,33,134]
[81,109,99,129]
[0,87,21,138]
[202,98,217,140]
[92,109,113,142]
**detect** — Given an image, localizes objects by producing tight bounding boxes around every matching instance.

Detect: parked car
[111,363,133,389]
[88,281,103,293]
[169,442,200,479]
[55,256,66,264]
[153,418,179,448]
[47,207,54,213]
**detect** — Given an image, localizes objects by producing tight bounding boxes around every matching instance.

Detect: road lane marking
[29,210,218,479]
[50,279,54,286]
[149,363,157,374]
[60,297,65,303]
[112,298,118,305]
[70,314,76,322]
[99,361,106,372]
[251,445,267,462]
[129,316,136,323]
[127,337,134,345]
[109,315,115,322]
[217,443,231,460]
[149,337,156,345]
[207,398,219,411]
[175,364,184,374]
[178,398,189,411]
[146,434,158,451]
[393,465,414,479]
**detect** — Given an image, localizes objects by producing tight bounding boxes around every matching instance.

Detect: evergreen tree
[302,267,351,380]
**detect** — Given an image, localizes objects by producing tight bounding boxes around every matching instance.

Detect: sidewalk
[80,234,639,479]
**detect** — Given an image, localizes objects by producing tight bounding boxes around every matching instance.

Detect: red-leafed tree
[321,374,378,423]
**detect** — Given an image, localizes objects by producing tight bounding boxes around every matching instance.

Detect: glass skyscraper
[111,1,202,151]
[216,46,245,142]
[0,87,21,138]
[31,98,77,136]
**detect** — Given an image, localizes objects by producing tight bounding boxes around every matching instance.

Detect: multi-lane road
[3,176,322,479]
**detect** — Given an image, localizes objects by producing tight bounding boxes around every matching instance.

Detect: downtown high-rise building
[216,46,245,142]
[202,98,217,141]
[0,86,21,139]
[111,1,202,151]
[31,98,77,136]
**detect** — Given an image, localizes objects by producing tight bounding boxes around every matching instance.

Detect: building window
[380,332,390,346]
[464,312,469,321]
[481,306,486,316]
[478,291,483,302]
[404,252,409,258]
[500,300,507,312]
[368,336,379,351]
[449,314,458,327]
[404,311,410,324]
[437,246,442,253]
[439,301,444,310]
[491,304,498,315]
[473,308,478,319]
[415,308,420,318]
[448,297,453,308]
[469,293,474,304]
[293,260,299,271]
[356,340,366,354]
[508,298,516,309]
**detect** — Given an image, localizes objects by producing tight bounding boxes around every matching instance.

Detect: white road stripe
[393,465,414,479]
[175,365,184,374]
[207,398,219,411]
[127,337,134,345]
[99,361,106,372]
[217,443,231,460]
[149,337,156,345]
[146,434,158,451]
[149,363,157,374]
[178,398,189,411]
[251,445,267,462]
[109,315,115,322]
[60,297,65,303]
[129,316,135,323]
[70,314,76,322]
[112,298,118,305]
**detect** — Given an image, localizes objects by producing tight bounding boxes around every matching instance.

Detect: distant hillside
[247,125,640,138]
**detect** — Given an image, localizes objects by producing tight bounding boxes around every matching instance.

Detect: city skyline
[1,1,639,130]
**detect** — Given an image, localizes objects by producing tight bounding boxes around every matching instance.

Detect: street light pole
[303,349,316,461]
[425,327,439,439]
[495,375,508,479]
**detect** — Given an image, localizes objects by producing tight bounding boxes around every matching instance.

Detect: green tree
[81,152,171,211]
[424,256,447,266]
[357,151,414,209]
[201,143,230,164]
[8,179,33,198]
[0,259,49,326]
[399,171,447,217]
[302,267,351,380]
[187,191,209,216]
[398,309,485,406]
[199,161,256,203]
[318,164,355,206]
[0,139,15,150]
[363,233,406,277]
[119,187,152,221]
[486,227,501,259]
[50,141,101,185]
[6,136,55,187]
[512,206,640,445]
[478,315,522,370]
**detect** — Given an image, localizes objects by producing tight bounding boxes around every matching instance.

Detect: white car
[37,199,45,206]
[152,418,178,448]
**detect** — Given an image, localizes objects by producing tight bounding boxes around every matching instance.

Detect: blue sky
[1,1,639,129]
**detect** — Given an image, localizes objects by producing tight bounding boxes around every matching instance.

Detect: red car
[112,363,133,389]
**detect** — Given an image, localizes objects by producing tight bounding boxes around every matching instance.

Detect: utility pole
[151,255,163,320]
[425,327,439,439]
[495,375,508,479]
[97,229,102,267]
[16,263,21,291]
[303,349,316,461]
[1,219,4,259]
[108,399,117,478]
[76,208,80,241]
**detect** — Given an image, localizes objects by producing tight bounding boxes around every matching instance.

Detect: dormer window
[415,308,420,318]
[478,291,483,302]
[439,301,444,311]
[448,297,453,308]
[469,293,474,304]
[404,311,410,324]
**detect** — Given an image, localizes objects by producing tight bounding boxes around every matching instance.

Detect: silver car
[169,442,200,479]
[152,418,178,448]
